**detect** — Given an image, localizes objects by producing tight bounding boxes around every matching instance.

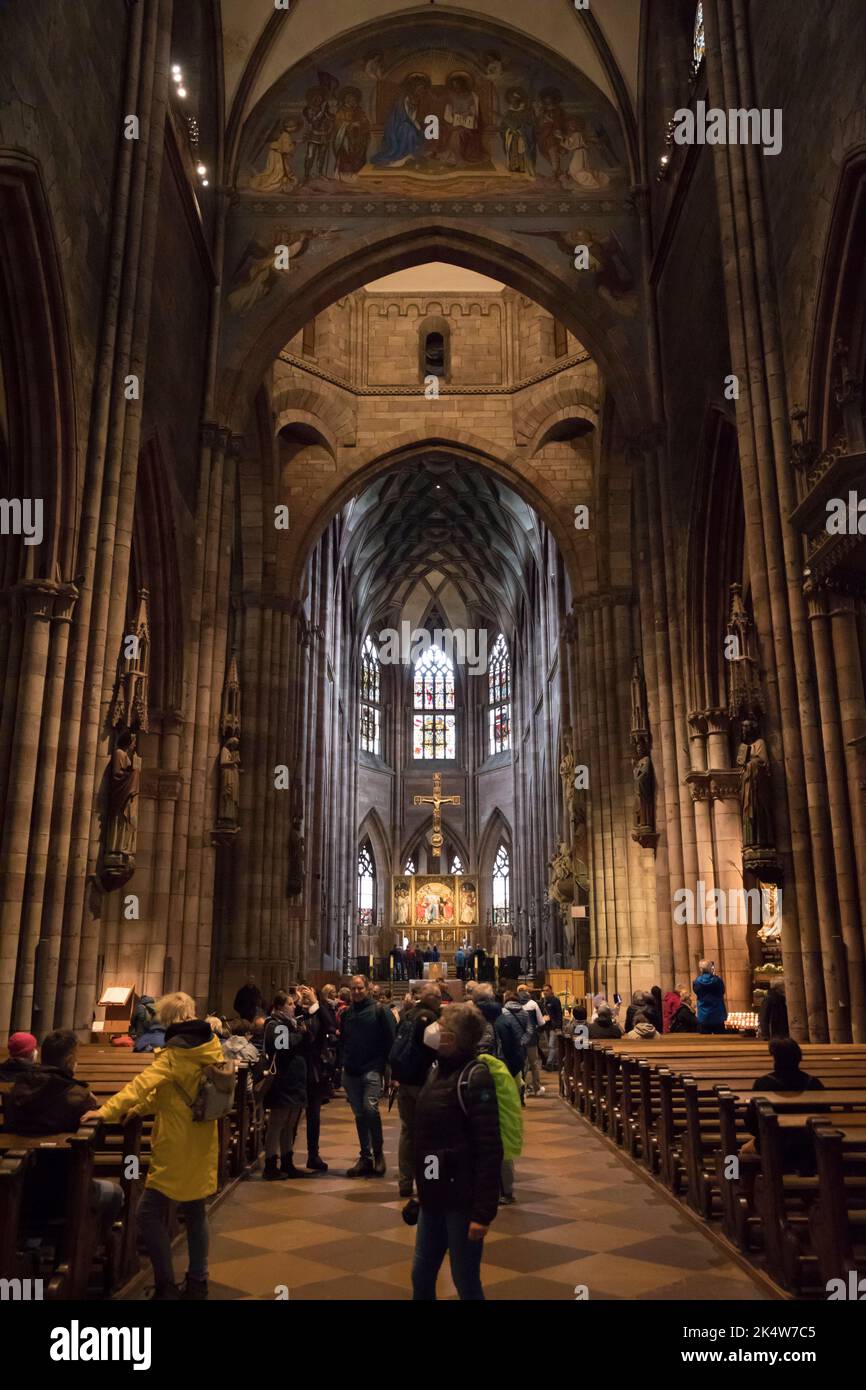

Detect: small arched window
[419,317,450,383]
[488,633,511,754]
[404,854,417,875]
[424,331,445,377]
[358,840,376,925]
[492,843,510,925]
[692,3,706,74]
[450,854,464,875]
[360,635,381,754]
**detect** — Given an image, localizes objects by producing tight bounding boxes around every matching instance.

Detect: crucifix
[413,771,460,870]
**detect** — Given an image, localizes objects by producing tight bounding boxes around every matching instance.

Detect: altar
[391,873,479,949]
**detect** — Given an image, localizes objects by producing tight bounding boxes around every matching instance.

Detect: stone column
[828,589,866,1038]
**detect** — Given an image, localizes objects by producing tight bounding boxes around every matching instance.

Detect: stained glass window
[358,841,375,926]
[412,644,456,759]
[492,842,510,925]
[488,633,511,754]
[692,3,706,73]
[404,855,417,875]
[360,635,381,754]
[450,855,464,875]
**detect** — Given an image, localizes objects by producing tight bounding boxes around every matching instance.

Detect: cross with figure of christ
[413,771,460,870]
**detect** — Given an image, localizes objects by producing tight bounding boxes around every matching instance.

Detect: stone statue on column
[213,649,242,845]
[737,718,775,858]
[547,840,575,908]
[101,589,150,889]
[287,799,305,898]
[726,585,777,875]
[630,654,658,848]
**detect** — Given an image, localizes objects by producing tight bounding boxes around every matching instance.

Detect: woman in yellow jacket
[84,992,225,1300]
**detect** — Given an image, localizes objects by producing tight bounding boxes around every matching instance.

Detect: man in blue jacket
[693,960,728,1034]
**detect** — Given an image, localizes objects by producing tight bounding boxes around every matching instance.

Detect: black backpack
[389,1013,432,1085]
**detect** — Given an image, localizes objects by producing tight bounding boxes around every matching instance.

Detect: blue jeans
[137,1186,209,1288]
[343,1069,384,1158]
[412,1206,485,1300]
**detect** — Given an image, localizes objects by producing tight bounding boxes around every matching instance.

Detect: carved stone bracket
[686,768,742,802]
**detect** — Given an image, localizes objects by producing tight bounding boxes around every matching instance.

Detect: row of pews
[560,1034,866,1296]
[0,1044,262,1299]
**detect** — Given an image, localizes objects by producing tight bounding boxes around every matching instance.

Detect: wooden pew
[807,1119,866,1291]
[0,1130,101,1299]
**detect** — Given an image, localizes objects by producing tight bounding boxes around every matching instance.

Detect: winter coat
[475,996,524,1076]
[662,991,681,1034]
[0,1056,37,1084]
[543,994,564,1030]
[503,998,533,1051]
[758,988,789,1040]
[5,1065,96,1134]
[693,972,727,1027]
[97,1020,226,1201]
[340,996,396,1076]
[669,1003,698,1033]
[296,998,338,1093]
[234,984,264,1021]
[263,1011,307,1107]
[134,1024,167,1053]
[414,1051,503,1226]
[625,1020,658,1040]
[587,1016,622,1040]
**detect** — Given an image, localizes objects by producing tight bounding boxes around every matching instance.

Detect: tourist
[390,983,442,1217]
[625,1010,658,1041]
[588,1003,622,1040]
[431,942,440,964]
[517,986,547,1095]
[233,976,263,1022]
[752,1037,824,1094]
[205,1014,229,1040]
[222,1019,259,1065]
[455,943,466,980]
[541,984,564,1071]
[296,983,337,1172]
[7,1028,98,1134]
[693,960,728,1034]
[758,980,789,1040]
[624,990,653,1033]
[261,990,310,1180]
[134,1010,167,1052]
[341,974,397,1177]
[662,989,681,1034]
[335,986,351,1016]
[83,993,225,1299]
[472,983,523,1204]
[411,1003,503,1300]
[564,1005,588,1039]
[130,995,157,1041]
[502,990,538,1095]
[0,1030,38,1081]
[669,989,698,1032]
[742,1039,826,1174]
[250,1010,268,1054]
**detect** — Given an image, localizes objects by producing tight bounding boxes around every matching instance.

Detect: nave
[121,1089,769,1303]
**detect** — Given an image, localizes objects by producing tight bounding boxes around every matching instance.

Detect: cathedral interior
[4,0,866,1330]
[0,0,865,1049]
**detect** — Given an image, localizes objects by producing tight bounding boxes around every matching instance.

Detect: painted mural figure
[371,75,429,167]
[302,84,336,181]
[332,87,371,178]
[460,886,477,925]
[500,87,536,174]
[442,73,484,166]
[248,119,300,193]
[535,87,567,177]
[557,118,611,190]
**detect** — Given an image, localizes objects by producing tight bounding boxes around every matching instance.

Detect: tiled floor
[202,1087,774,1301]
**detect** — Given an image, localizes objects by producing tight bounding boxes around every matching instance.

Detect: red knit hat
[8,1032,38,1059]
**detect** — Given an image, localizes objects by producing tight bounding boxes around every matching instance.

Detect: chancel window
[360,635,381,754]
[424,331,445,379]
[692,3,706,73]
[450,855,464,875]
[492,842,510,926]
[413,644,456,759]
[488,633,511,754]
[358,841,375,927]
[404,855,417,875]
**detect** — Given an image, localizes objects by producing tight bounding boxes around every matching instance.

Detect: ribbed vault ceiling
[339,457,543,633]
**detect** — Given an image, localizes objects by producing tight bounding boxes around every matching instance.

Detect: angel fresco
[521,226,638,315]
[227,230,340,317]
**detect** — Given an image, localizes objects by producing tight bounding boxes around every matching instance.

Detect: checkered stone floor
[201,1088,774,1301]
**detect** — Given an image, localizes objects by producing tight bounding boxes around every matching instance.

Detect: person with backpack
[471,983,524,1204]
[514,987,547,1096]
[341,974,397,1177]
[389,984,442,1217]
[411,1003,516,1299]
[82,992,229,1300]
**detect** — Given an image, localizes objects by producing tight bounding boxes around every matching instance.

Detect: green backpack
[457,1053,524,1160]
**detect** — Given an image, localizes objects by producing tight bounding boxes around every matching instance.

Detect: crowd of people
[0,956,805,1302]
[387,942,490,981]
